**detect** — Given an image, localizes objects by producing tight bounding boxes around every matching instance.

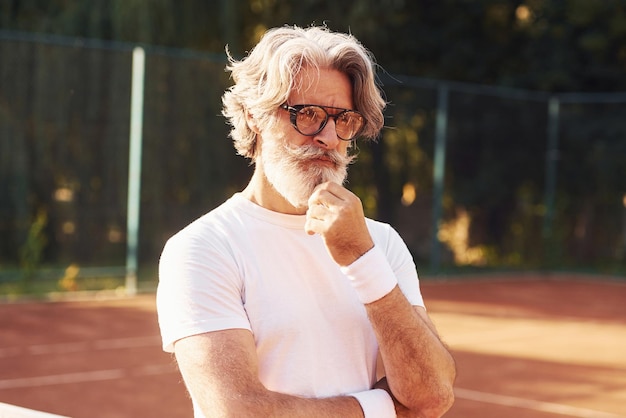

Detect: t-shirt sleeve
[156,226,251,353]
[370,221,424,308]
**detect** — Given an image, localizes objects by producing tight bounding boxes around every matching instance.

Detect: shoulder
[161,197,245,265]
[366,218,424,306]
[166,195,250,244]
[365,218,404,247]
[365,217,416,272]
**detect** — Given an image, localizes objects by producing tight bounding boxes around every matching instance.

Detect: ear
[246,111,261,134]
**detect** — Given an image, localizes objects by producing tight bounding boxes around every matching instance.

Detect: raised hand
[304,182,374,266]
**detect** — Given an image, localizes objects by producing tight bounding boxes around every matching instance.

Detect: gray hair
[221,25,386,159]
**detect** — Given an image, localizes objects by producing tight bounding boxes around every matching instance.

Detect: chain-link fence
[1,31,625,289]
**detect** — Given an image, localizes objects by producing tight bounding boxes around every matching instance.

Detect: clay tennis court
[1,273,624,418]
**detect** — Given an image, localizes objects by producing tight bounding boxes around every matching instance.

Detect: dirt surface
[1,274,624,417]
[423,274,626,418]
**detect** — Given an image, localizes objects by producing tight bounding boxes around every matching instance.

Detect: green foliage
[3,1,626,91]
[1,0,625,276]
[19,209,48,283]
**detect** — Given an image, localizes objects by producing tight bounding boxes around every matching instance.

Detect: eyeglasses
[280,104,365,141]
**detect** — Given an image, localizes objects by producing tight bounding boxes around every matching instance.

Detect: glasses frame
[280,104,365,141]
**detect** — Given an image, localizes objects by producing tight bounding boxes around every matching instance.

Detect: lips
[310,155,337,168]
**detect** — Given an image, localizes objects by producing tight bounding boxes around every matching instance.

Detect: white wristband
[340,245,398,304]
[350,388,396,418]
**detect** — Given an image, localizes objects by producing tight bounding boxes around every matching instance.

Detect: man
[157,25,456,417]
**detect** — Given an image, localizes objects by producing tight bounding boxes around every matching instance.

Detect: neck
[241,166,307,215]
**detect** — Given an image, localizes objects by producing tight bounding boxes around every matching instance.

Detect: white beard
[261,135,354,209]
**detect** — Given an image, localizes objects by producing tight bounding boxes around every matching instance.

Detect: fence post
[125,46,146,296]
[542,96,560,264]
[431,83,449,274]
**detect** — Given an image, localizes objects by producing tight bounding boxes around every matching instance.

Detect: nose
[313,118,340,149]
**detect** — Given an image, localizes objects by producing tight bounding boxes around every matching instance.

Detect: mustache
[282,143,355,167]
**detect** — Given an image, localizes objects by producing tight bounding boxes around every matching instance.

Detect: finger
[308,190,344,213]
[305,203,326,221]
[304,215,324,235]
[310,181,345,202]
[307,189,321,209]
[317,183,364,218]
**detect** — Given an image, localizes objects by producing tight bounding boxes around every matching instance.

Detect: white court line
[0,336,160,358]
[2,372,623,417]
[28,342,88,355]
[0,401,69,418]
[0,370,125,389]
[455,387,625,418]
[0,364,175,389]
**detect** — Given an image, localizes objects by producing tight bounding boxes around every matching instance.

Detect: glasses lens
[288,105,365,140]
[295,106,327,135]
[335,111,364,140]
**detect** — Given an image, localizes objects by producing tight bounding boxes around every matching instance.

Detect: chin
[281,185,317,209]
[268,163,348,209]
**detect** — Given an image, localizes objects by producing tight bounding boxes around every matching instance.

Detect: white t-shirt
[157,193,424,400]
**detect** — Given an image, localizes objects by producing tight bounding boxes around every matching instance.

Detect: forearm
[188,382,402,418]
[366,286,456,416]
[195,388,363,418]
[175,330,395,418]
[338,243,455,416]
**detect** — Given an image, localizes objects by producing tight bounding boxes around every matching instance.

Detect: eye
[297,106,324,126]
[337,112,352,125]
[343,112,362,127]
[301,108,316,119]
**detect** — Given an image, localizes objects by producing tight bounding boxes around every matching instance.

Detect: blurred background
[1,0,625,296]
